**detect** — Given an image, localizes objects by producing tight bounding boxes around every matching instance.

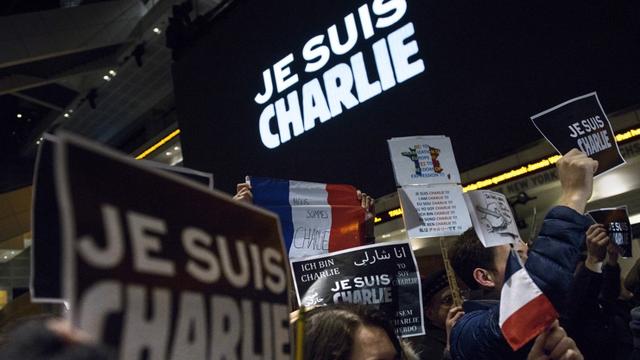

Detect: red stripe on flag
[326,184,365,252]
[501,294,558,351]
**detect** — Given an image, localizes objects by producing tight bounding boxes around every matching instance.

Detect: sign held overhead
[531,92,625,176]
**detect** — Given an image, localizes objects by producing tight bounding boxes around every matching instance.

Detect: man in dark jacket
[449,149,597,359]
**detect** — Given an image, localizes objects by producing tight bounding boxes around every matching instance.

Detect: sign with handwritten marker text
[290,241,424,337]
[464,190,522,248]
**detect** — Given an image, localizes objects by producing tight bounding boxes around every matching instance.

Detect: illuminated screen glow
[173,0,640,196]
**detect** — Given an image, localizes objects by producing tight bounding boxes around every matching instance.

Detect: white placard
[464,190,521,248]
[388,136,462,186]
[399,184,471,238]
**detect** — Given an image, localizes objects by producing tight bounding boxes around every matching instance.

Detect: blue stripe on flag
[504,249,523,281]
[250,177,295,252]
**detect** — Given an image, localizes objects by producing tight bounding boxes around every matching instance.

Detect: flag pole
[439,236,463,307]
[295,305,305,360]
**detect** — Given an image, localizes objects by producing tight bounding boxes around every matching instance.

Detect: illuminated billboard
[173,0,640,196]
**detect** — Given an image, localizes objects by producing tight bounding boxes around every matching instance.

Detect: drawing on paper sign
[476,199,512,233]
[429,146,443,173]
[464,189,521,248]
[401,145,446,177]
[401,147,422,175]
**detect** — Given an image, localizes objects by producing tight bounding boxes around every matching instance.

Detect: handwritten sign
[290,241,424,337]
[251,177,366,259]
[398,184,471,238]
[55,134,290,359]
[388,136,461,186]
[464,190,521,247]
[531,92,625,175]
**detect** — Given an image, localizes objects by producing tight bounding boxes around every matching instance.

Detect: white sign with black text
[464,190,521,248]
[398,184,471,238]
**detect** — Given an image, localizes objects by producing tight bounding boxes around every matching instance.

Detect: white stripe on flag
[288,181,333,259]
[499,267,542,326]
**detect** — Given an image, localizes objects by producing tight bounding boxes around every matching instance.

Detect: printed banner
[250,176,366,259]
[30,136,215,303]
[55,134,290,359]
[290,241,424,337]
[388,136,461,186]
[530,92,625,175]
[398,184,472,238]
[587,207,634,258]
[464,190,521,247]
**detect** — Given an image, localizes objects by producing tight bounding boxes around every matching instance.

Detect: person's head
[302,304,404,360]
[450,228,510,296]
[0,317,113,360]
[421,270,451,329]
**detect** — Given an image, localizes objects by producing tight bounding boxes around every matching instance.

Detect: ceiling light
[36,140,41,145]
[165,151,172,156]
[174,146,180,151]
[16,113,22,118]
[153,27,162,34]
[64,113,70,118]
[68,109,73,113]
[103,75,111,81]
[109,70,117,76]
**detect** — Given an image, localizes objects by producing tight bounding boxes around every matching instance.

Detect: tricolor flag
[250,177,367,259]
[499,249,558,350]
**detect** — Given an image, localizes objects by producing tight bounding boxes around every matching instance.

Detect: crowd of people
[0,148,638,359]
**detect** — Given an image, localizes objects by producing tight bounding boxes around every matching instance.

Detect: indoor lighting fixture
[103,75,111,81]
[135,129,181,160]
[64,113,70,118]
[174,146,180,151]
[165,151,172,156]
[109,69,117,76]
[629,213,640,225]
[153,27,162,34]
[16,113,22,118]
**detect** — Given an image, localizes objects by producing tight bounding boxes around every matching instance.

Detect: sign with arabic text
[290,241,424,337]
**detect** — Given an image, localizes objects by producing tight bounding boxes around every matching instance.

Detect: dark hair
[0,318,113,360]
[302,304,401,360]
[450,228,496,290]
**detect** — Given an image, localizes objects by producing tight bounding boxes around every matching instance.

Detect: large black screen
[173,0,640,196]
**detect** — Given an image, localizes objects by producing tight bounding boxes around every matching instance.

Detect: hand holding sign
[556,149,599,214]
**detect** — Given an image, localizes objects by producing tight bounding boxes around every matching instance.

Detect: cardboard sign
[250,177,366,259]
[464,190,521,247]
[398,184,472,238]
[388,136,461,186]
[30,136,215,303]
[531,92,625,175]
[30,135,63,302]
[290,241,424,337]
[587,207,634,258]
[54,134,290,359]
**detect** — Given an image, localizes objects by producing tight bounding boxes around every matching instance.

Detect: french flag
[250,177,366,259]
[499,249,558,350]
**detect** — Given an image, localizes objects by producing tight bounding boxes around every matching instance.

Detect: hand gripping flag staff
[499,248,558,350]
